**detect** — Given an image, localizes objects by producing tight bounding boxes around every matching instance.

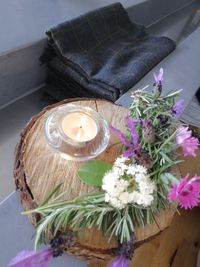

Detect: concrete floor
[1,1,200,201]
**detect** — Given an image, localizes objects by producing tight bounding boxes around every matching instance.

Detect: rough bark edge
[13,97,173,260]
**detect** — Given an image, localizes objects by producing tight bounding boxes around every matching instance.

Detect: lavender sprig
[108,235,135,267]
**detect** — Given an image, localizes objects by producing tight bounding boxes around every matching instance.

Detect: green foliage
[24,188,168,249]
[78,160,112,186]
[130,88,182,184]
[40,183,62,206]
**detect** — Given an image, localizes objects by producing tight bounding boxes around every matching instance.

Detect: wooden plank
[171,240,198,267]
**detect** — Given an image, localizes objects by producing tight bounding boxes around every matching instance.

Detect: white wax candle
[61,112,98,142]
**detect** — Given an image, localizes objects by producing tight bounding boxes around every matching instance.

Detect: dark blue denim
[45,2,175,101]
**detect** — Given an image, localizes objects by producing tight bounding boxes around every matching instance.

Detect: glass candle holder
[44,104,110,161]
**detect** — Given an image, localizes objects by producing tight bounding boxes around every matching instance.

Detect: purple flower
[153,68,164,85]
[8,248,53,267]
[107,236,134,267]
[168,175,200,209]
[176,127,191,144]
[117,236,135,260]
[182,137,199,157]
[107,256,129,267]
[172,99,185,116]
[153,68,163,96]
[176,127,199,157]
[110,117,140,158]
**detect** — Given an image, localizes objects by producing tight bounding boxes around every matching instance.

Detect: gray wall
[0,0,195,108]
[0,0,193,54]
[0,0,145,54]
[0,40,46,108]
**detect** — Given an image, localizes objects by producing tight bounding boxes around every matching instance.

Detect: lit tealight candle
[45,104,110,160]
[61,112,98,142]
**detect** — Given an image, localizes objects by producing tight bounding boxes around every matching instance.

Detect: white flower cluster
[102,156,156,209]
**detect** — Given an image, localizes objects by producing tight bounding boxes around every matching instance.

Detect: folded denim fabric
[47,58,119,101]
[47,68,96,99]
[44,2,176,101]
[46,68,118,102]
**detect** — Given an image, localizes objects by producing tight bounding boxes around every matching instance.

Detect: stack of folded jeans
[42,2,176,102]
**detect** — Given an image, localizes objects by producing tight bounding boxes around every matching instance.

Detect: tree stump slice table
[14,98,180,266]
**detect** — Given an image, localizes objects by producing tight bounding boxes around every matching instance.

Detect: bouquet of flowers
[9,69,200,267]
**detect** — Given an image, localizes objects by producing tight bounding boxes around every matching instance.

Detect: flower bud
[135,149,153,169]
[142,119,155,143]
[153,82,162,97]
